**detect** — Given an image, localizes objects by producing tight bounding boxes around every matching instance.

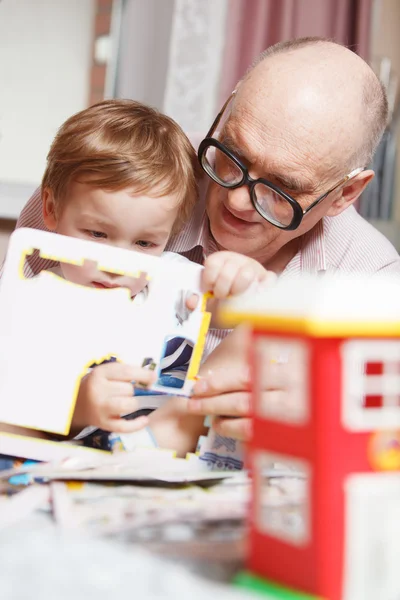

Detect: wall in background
[0,0,95,189]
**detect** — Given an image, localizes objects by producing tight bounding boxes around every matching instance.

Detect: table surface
[0,512,255,600]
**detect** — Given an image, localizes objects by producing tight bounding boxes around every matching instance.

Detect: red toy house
[220,274,400,600]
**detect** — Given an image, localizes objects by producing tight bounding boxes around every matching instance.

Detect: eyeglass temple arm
[326,167,365,195]
[205,90,237,138]
[304,168,365,215]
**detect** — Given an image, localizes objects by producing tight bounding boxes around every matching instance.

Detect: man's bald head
[236,37,387,171]
[205,37,384,266]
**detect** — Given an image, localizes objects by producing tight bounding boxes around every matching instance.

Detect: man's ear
[42,188,58,231]
[327,169,374,217]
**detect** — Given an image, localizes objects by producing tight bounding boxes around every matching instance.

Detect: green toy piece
[234,572,322,599]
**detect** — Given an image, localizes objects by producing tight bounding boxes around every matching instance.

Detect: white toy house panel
[344,473,400,600]
[342,340,400,432]
[0,228,209,435]
[254,336,310,426]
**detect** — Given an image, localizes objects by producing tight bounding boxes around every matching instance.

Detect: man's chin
[210,222,257,255]
[209,213,285,261]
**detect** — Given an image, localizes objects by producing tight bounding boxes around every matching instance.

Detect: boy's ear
[42,188,58,231]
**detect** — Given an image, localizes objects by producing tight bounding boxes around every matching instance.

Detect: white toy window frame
[342,340,400,432]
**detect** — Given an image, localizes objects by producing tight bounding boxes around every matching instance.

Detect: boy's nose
[103,270,120,279]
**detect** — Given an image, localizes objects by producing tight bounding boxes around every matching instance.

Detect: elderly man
[11,38,400,460]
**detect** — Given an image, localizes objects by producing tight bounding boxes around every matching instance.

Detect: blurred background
[0,0,399,259]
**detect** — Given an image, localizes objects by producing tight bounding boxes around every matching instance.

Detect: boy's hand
[202,251,276,298]
[72,362,156,433]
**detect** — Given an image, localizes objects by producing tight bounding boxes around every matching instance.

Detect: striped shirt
[8,182,400,360]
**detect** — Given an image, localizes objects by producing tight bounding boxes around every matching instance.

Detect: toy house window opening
[342,340,400,431]
[254,336,309,426]
[254,451,310,546]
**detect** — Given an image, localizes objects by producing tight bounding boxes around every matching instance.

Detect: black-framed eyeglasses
[198,91,365,231]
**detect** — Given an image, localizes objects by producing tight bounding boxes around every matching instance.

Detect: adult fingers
[228,262,278,297]
[259,270,278,286]
[229,264,259,296]
[193,366,250,397]
[201,253,227,293]
[188,391,251,418]
[213,416,252,442]
[211,258,241,299]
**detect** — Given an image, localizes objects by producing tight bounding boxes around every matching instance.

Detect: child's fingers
[185,293,199,311]
[131,366,157,387]
[100,362,156,385]
[105,395,141,417]
[104,415,149,434]
[106,381,135,397]
[98,361,139,382]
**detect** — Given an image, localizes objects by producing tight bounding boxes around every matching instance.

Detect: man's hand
[148,395,207,457]
[187,325,252,442]
[188,333,299,443]
[72,362,156,433]
[187,365,253,442]
[188,350,298,442]
[202,251,276,298]
[184,252,276,315]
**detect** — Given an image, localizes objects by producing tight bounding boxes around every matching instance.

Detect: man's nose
[226,185,254,213]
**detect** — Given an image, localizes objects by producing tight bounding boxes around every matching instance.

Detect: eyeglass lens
[201,145,295,227]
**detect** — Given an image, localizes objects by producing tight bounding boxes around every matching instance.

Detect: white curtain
[114,0,228,133]
[115,0,175,109]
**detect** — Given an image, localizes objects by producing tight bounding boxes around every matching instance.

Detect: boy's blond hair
[42,99,200,234]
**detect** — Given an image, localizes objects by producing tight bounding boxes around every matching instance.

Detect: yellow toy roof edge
[218,309,400,338]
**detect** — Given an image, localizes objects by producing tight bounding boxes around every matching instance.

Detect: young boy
[1,99,270,454]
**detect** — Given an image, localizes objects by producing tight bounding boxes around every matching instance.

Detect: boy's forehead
[66,181,181,224]
[70,178,181,202]
[69,178,174,199]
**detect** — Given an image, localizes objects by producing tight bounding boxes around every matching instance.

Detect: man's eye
[86,230,107,239]
[136,240,154,248]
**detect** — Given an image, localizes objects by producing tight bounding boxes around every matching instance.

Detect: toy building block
[235,571,319,599]
[220,274,400,600]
